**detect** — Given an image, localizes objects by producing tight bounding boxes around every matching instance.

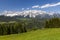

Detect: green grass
[0,28,60,40]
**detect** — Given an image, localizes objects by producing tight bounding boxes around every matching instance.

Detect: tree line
[45,18,60,28]
[0,18,44,35]
[0,18,60,35]
[0,22,27,35]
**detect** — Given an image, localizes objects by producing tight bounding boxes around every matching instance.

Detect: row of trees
[45,18,60,28]
[0,19,43,35]
[0,18,45,35]
[0,22,27,35]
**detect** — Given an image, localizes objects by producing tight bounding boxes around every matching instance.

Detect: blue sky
[0,0,60,12]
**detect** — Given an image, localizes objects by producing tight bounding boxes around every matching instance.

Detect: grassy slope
[0,28,60,40]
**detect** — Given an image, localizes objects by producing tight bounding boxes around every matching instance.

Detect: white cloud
[27,8,29,10]
[41,2,60,8]
[32,2,60,8]
[32,5,40,8]
[22,8,24,10]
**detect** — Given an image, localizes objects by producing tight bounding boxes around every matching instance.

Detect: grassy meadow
[0,28,60,40]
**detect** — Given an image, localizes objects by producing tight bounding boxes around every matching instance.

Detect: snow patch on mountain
[1,10,54,17]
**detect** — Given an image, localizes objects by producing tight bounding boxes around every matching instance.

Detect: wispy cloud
[41,2,60,8]
[32,5,40,8]
[32,2,60,8]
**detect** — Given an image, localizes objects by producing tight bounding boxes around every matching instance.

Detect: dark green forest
[45,18,60,28]
[0,18,45,35]
[0,17,60,35]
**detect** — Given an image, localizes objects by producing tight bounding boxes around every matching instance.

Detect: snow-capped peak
[1,10,54,17]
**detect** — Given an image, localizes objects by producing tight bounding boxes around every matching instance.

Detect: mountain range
[0,10,60,21]
[1,10,53,17]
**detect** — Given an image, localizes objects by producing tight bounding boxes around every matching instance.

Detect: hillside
[0,28,60,40]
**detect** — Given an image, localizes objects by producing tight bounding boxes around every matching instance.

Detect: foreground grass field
[0,28,60,40]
